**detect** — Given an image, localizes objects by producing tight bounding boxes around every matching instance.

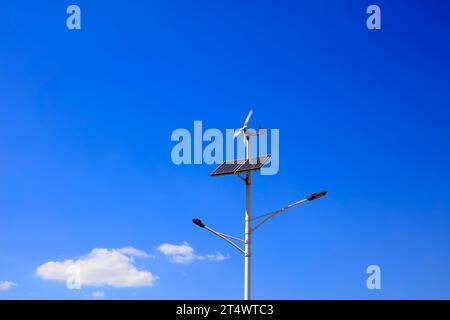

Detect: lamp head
[192,218,205,228]
[307,190,327,201]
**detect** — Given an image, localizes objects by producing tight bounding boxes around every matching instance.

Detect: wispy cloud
[0,281,15,291]
[36,247,159,288]
[117,247,155,259]
[203,252,228,262]
[157,241,228,264]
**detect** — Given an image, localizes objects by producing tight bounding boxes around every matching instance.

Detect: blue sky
[1,0,450,299]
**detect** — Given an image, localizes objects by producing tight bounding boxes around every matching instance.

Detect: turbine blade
[243,109,253,128]
[233,129,242,139]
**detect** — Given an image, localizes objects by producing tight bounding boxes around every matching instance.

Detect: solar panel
[210,159,246,176]
[235,155,271,173]
[210,155,271,176]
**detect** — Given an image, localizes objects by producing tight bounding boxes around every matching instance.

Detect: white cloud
[36,247,159,288]
[92,291,105,298]
[0,281,15,291]
[157,241,228,264]
[157,242,195,263]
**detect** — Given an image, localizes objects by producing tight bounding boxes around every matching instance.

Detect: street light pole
[192,110,327,300]
[244,136,251,300]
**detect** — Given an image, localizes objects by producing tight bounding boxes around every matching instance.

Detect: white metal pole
[244,135,251,300]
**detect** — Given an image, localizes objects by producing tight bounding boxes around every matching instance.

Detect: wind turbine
[233,110,267,145]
